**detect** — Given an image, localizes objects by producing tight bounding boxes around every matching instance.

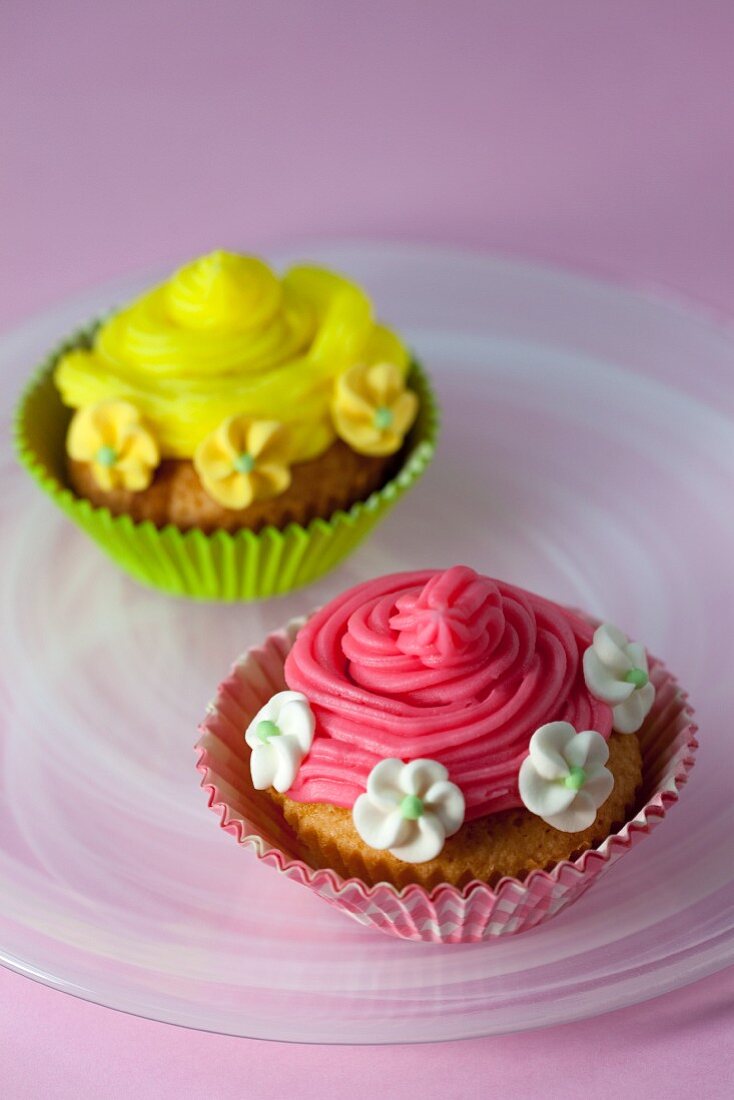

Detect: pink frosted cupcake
[197,566,697,942]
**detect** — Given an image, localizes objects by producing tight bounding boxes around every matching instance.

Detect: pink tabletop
[2,2,733,1096]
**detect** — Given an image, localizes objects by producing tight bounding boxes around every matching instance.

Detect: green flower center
[255,719,281,743]
[564,766,586,790]
[400,794,424,820]
[374,406,394,430]
[625,667,648,688]
[234,452,255,474]
[95,445,118,468]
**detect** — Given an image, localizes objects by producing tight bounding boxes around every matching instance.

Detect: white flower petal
[269,690,310,718]
[276,697,315,753]
[244,714,264,751]
[423,779,465,837]
[353,799,409,850]
[592,623,631,672]
[612,681,655,734]
[639,680,655,715]
[270,735,304,793]
[365,758,405,810]
[249,743,276,790]
[245,691,301,748]
[390,812,446,863]
[399,758,449,797]
[627,642,649,674]
[528,722,576,779]
[518,756,576,817]
[543,790,599,833]
[583,649,634,704]
[582,767,615,808]
[565,729,609,772]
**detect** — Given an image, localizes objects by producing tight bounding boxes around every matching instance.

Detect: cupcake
[14,251,436,599]
[197,565,697,940]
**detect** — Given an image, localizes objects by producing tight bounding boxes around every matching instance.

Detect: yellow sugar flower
[194,415,292,509]
[332,362,418,456]
[67,400,160,492]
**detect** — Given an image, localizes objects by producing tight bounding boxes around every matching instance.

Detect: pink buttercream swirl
[284,566,613,820]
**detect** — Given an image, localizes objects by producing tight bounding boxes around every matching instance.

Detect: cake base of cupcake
[271,732,642,890]
[68,441,398,534]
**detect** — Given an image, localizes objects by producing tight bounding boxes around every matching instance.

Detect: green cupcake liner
[13,323,438,601]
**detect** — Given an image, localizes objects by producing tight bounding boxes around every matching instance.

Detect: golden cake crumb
[273,732,643,890]
[68,441,397,533]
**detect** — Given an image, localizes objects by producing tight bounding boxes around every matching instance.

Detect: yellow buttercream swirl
[67,400,160,491]
[55,251,409,462]
[332,362,418,456]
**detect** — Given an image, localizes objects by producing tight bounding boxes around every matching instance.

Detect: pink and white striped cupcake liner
[195,617,698,944]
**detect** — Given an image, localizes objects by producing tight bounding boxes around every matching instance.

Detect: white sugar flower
[583,622,655,734]
[245,691,315,794]
[518,722,614,833]
[353,758,465,863]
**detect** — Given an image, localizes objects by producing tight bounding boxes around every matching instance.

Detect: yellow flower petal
[256,433,293,470]
[221,415,250,458]
[203,471,256,510]
[67,404,107,461]
[332,380,375,423]
[388,390,418,437]
[194,433,226,477]
[90,462,117,491]
[97,400,141,437]
[254,463,292,498]
[365,362,403,406]
[246,420,287,460]
[119,427,159,467]
[116,458,156,492]
[193,433,234,481]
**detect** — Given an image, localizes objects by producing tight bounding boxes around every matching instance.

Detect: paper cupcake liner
[195,618,698,944]
[13,323,438,601]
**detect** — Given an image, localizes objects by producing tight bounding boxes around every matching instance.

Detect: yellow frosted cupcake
[15,251,436,599]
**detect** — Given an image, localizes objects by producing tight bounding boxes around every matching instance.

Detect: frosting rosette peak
[166,251,283,332]
[389,565,505,669]
[283,567,614,820]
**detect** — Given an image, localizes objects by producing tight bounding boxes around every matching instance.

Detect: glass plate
[1,245,732,1043]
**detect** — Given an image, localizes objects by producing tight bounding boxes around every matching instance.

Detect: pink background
[2,1,733,1096]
